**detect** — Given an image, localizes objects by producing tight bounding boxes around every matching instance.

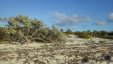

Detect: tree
[0,15,44,44]
[60,29,64,32]
[0,15,64,44]
[66,28,72,35]
[77,32,92,39]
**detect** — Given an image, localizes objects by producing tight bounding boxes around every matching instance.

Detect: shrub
[0,15,65,44]
[78,33,92,39]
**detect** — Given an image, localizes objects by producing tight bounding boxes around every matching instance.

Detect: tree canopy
[0,15,64,44]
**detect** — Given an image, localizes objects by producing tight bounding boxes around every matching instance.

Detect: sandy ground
[0,35,113,64]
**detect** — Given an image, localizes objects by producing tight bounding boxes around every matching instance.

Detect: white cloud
[52,11,68,22]
[51,11,92,26]
[108,12,113,22]
[95,20,106,25]
[72,15,91,22]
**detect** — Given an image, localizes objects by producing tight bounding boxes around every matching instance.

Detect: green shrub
[78,33,92,39]
[0,15,65,44]
[33,25,65,43]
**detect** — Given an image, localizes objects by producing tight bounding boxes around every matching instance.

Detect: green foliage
[60,29,64,32]
[0,41,9,44]
[0,15,64,44]
[0,28,6,41]
[74,30,113,39]
[1,15,113,44]
[47,25,64,43]
[106,36,113,39]
[76,32,92,39]
[0,18,3,20]
[32,25,64,43]
[31,19,43,29]
[65,29,73,35]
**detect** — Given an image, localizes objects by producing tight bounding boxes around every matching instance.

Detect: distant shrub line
[64,29,113,39]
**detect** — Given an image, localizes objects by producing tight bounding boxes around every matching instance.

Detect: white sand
[0,35,113,64]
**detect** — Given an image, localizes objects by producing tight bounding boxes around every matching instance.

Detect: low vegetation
[0,15,113,44]
[0,41,113,64]
[0,15,64,44]
[65,29,113,39]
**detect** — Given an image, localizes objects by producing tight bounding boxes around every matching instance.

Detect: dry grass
[0,36,113,64]
[0,42,113,64]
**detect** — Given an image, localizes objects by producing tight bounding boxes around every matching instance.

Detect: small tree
[1,15,43,44]
[47,25,64,43]
[66,28,73,35]
[0,15,64,44]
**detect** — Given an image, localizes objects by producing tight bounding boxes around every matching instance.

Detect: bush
[0,28,6,41]
[33,25,65,43]
[0,15,65,44]
[106,36,113,39]
[0,41,9,44]
[77,33,92,39]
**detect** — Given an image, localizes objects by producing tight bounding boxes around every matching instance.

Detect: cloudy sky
[0,0,113,31]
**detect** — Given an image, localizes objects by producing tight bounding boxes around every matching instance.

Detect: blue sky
[0,0,113,31]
